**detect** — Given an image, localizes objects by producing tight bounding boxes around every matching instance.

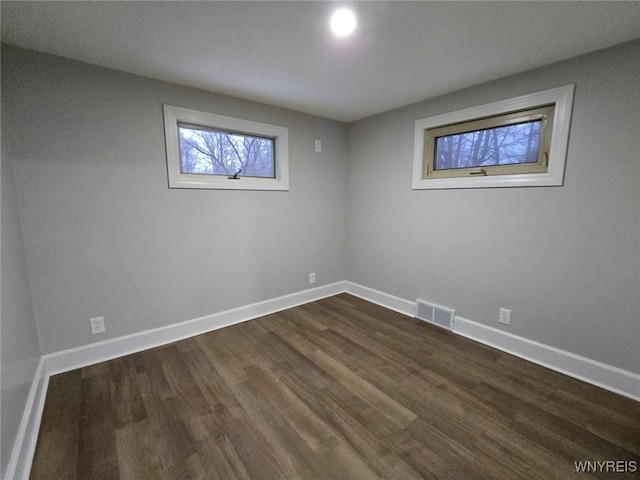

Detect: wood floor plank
[30,294,640,479]
[29,371,82,480]
[282,372,422,480]
[115,420,162,480]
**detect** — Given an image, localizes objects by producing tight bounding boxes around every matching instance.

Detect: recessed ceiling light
[330,8,357,37]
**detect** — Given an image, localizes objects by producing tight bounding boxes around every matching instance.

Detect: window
[164,105,289,190]
[179,124,276,178]
[413,85,574,189]
[426,105,554,178]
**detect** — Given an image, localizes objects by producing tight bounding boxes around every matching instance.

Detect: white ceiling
[2,1,640,122]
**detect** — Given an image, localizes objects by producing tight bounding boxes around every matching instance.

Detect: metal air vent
[416,299,455,330]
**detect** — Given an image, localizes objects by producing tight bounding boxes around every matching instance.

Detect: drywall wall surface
[0,139,42,476]
[2,44,348,354]
[346,40,640,373]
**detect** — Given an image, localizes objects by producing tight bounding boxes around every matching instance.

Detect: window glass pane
[178,124,275,178]
[434,120,542,171]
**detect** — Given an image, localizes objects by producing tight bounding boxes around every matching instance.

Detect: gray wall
[2,34,638,480]
[347,40,640,373]
[1,134,42,476]
[2,45,348,355]
[2,39,638,377]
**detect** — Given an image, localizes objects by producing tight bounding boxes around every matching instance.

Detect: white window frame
[163,105,289,190]
[412,85,574,189]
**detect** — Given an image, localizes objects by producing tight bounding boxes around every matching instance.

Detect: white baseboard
[45,281,347,375]
[9,280,639,479]
[344,282,640,402]
[4,358,49,480]
[9,282,348,479]
[454,316,640,402]
[344,281,415,317]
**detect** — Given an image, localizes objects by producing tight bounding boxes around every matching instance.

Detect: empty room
[1,1,639,479]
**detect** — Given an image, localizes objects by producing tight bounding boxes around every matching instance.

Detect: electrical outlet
[309,272,316,284]
[499,308,511,325]
[90,316,106,335]
[315,140,322,152]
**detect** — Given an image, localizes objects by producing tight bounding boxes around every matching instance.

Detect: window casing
[413,85,574,189]
[164,105,289,190]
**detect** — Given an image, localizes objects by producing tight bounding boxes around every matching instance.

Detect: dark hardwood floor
[31,294,640,479]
